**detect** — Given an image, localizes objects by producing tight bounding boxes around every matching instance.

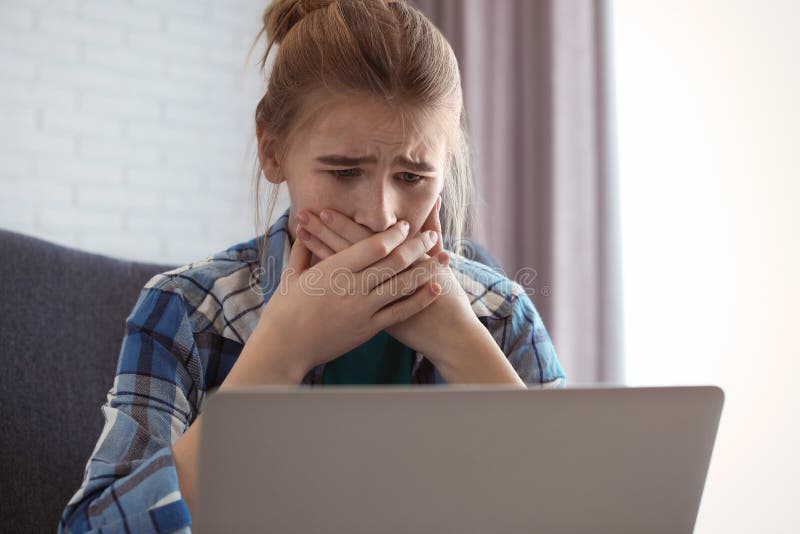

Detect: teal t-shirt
[322,330,415,384]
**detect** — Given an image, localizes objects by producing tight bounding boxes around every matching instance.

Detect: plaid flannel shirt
[58,207,566,533]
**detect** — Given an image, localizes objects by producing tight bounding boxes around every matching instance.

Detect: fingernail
[436,251,449,265]
[427,230,438,243]
[296,211,308,224]
[320,210,332,223]
[399,220,409,233]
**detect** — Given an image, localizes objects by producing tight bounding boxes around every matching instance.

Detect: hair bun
[262,0,333,45]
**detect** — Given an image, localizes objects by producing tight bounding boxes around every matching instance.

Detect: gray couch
[0,229,175,533]
[0,228,500,533]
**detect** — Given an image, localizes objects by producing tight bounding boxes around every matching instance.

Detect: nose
[352,178,398,233]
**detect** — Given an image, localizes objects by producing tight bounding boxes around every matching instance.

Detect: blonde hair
[245,0,474,255]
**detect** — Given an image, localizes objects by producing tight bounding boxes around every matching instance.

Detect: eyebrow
[315,154,437,173]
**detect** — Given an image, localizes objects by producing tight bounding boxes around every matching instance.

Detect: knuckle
[375,240,392,257]
[390,303,404,322]
[393,248,412,268]
[419,232,432,250]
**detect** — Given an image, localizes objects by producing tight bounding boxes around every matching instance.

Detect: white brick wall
[0,0,289,264]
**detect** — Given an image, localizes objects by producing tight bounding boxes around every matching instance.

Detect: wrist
[220,322,308,389]
[429,316,525,386]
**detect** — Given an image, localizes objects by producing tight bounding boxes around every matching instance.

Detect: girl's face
[260,96,448,245]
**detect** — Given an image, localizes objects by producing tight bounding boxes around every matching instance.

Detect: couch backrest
[0,229,175,533]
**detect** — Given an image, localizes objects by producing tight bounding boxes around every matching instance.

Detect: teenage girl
[59,1,566,531]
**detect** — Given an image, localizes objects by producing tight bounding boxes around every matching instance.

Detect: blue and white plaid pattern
[58,207,566,533]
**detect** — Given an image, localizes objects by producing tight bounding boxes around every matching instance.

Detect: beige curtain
[415,0,623,385]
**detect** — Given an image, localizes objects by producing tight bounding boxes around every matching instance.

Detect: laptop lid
[195,385,723,534]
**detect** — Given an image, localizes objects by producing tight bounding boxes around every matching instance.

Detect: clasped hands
[292,197,480,366]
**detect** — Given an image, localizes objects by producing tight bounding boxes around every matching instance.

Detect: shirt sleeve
[59,283,200,533]
[505,292,567,388]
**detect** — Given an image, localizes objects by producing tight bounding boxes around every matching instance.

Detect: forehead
[301,96,447,158]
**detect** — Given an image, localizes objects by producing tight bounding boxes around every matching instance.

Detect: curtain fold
[415,0,623,384]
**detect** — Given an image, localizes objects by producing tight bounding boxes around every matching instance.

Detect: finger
[318,208,373,245]
[418,196,444,256]
[360,228,440,292]
[371,280,441,331]
[328,220,409,273]
[418,195,441,232]
[369,254,446,308]
[430,196,445,256]
[297,226,336,260]
[287,224,312,273]
[300,210,352,252]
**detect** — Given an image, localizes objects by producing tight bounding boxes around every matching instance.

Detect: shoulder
[131,236,266,341]
[144,235,262,294]
[444,249,528,320]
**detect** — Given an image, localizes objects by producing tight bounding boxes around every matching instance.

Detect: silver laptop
[194,385,723,534]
